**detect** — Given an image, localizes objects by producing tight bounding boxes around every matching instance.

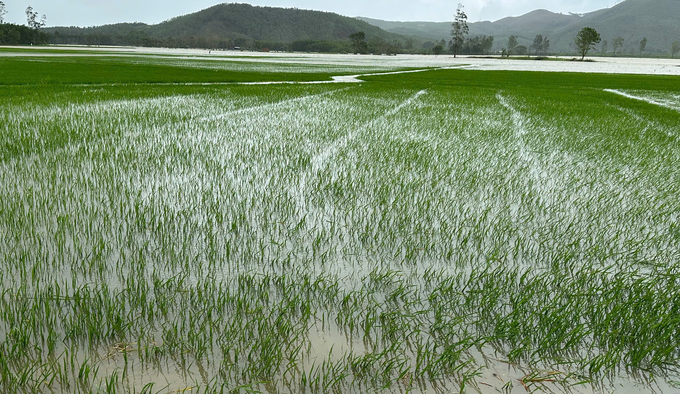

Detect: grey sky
[2,0,619,27]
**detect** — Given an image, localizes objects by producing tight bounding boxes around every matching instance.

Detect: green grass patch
[0,56,342,85]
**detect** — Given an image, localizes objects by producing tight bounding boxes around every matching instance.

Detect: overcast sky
[2,0,621,27]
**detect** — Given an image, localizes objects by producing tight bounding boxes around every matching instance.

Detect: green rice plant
[1,53,680,393]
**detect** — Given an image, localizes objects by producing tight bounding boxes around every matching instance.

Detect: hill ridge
[46,3,412,52]
[358,0,680,54]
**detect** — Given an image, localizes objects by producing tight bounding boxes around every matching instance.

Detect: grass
[0,46,139,55]
[1,49,680,393]
[0,57,342,85]
[0,55,409,86]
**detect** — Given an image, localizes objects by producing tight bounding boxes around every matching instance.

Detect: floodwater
[2,45,680,76]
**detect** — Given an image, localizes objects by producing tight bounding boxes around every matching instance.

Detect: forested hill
[359,0,680,55]
[46,3,412,52]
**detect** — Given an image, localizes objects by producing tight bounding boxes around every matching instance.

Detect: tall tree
[25,6,46,29]
[672,41,680,58]
[612,37,624,55]
[542,37,550,54]
[601,40,608,55]
[530,35,549,56]
[507,35,518,57]
[639,37,647,55]
[0,1,7,24]
[574,27,601,60]
[450,3,468,58]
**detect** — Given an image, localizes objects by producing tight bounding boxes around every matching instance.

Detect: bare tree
[451,3,468,58]
[601,40,608,55]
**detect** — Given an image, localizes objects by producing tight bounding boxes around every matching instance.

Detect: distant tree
[422,41,435,50]
[601,40,608,55]
[639,37,647,55]
[574,27,601,60]
[450,3,468,58]
[25,6,46,29]
[0,22,48,45]
[531,35,542,55]
[0,1,7,24]
[432,44,444,55]
[515,45,528,55]
[612,37,624,55]
[673,41,680,58]
[530,35,549,56]
[349,31,367,54]
[26,6,37,27]
[461,35,493,55]
[507,35,518,57]
[367,37,400,55]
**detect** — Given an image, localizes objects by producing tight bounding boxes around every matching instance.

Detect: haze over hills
[359,0,680,54]
[38,0,680,55]
[46,3,412,51]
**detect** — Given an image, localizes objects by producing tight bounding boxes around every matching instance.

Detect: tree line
[3,1,680,58]
[0,3,48,45]
[597,36,680,57]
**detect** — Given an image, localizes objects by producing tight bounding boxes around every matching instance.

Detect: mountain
[47,3,413,51]
[356,17,450,41]
[358,0,680,54]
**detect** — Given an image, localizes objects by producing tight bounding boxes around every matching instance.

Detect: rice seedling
[1,50,680,393]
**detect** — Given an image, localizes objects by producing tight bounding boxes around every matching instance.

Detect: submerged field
[1,51,680,393]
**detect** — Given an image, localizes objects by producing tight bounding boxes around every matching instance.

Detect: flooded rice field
[1,49,680,393]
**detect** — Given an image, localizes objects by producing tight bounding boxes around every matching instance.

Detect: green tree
[574,27,601,60]
[349,31,367,54]
[461,35,493,55]
[0,1,7,24]
[432,44,444,55]
[25,6,46,29]
[601,40,608,55]
[672,41,680,58]
[26,6,37,27]
[0,23,48,44]
[507,35,518,57]
[639,37,647,55]
[450,3,468,58]
[530,35,549,56]
[612,37,624,55]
